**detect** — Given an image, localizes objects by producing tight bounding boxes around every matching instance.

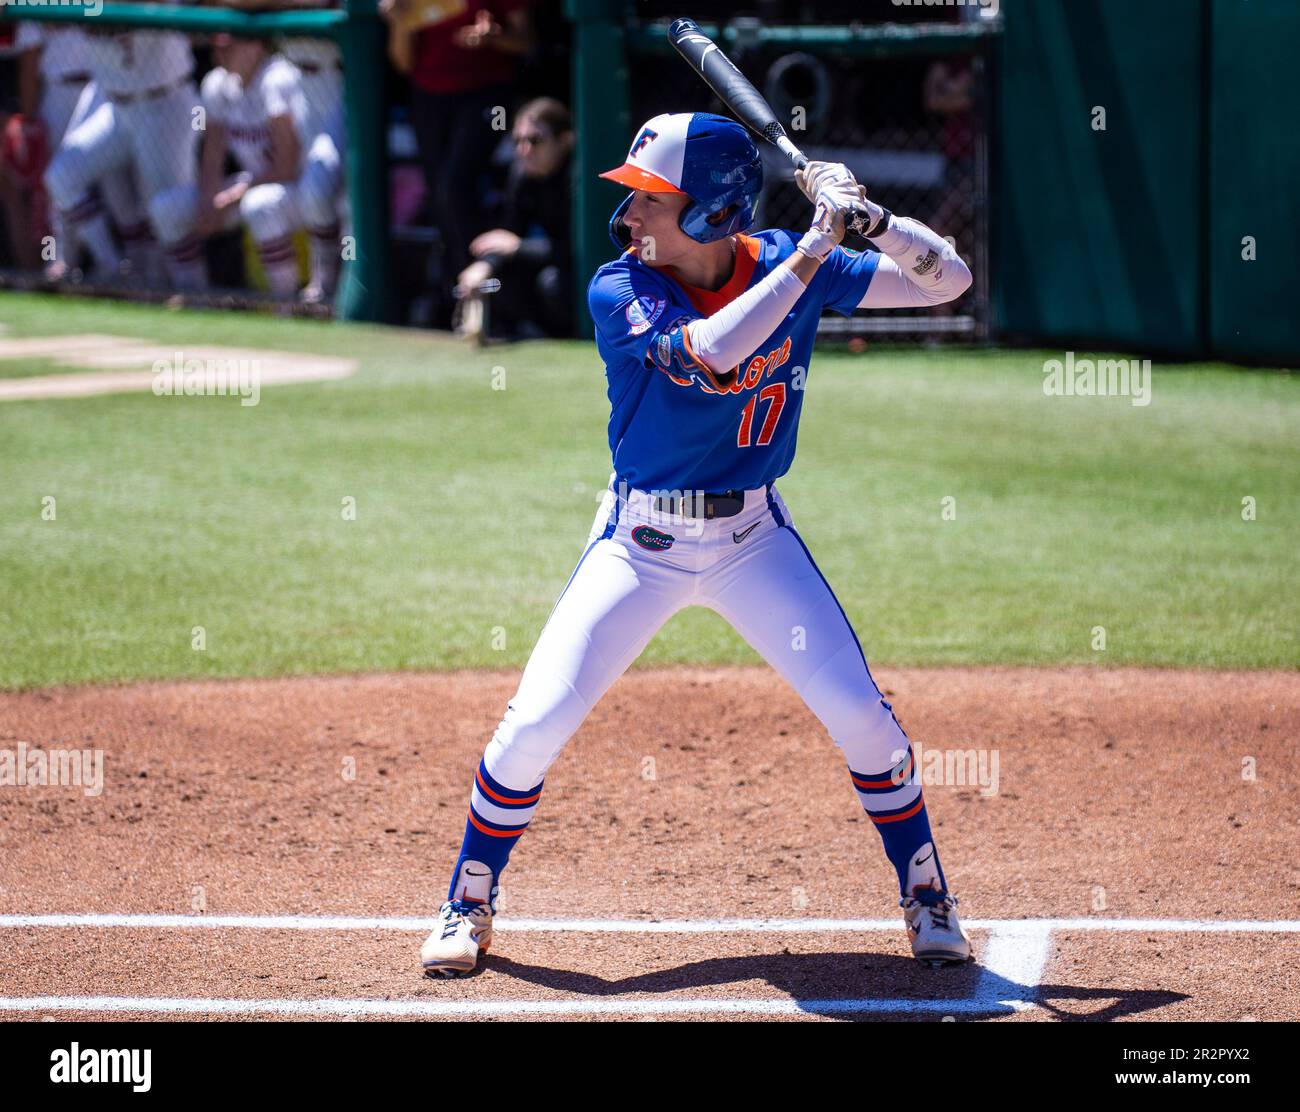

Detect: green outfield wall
[997,0,1297,365]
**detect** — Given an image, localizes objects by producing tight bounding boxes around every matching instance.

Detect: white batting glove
[797,179,863,262]
[794,160,857,205]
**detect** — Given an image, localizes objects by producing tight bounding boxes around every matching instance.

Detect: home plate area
[0,915,1296,1021]
[1,667,1296,1022]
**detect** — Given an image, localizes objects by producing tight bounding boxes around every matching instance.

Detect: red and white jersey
[84,29,194,95]
[14,24,97,81]
[201,57,308,178]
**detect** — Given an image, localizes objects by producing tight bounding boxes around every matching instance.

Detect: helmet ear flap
[608,193,634,250]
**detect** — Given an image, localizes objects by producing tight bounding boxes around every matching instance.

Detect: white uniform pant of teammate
[299,123,347,298]
[483,481,913,808]
[41,78,90,149]
[150,174,304,295]
[45,83,198,279]
[44,83,155,274]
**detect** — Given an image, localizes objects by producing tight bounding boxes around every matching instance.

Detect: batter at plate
[422,112,975,975]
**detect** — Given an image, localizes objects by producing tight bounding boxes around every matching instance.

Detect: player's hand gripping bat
[668,18,877,251]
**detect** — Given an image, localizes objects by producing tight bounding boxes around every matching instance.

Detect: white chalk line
[0,914,1296,933]
[0,915,1054,1018]
[1,916,1288,1017]
[0,995,1034,1018]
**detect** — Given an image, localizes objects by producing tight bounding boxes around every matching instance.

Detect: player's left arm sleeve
[855,216,973,309]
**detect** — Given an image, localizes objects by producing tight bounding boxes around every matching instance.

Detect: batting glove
[797,179,866,261]
[795,160,859,203]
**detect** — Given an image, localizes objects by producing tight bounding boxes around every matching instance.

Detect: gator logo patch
[631,525,675,552]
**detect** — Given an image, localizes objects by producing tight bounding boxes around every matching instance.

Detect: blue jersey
[587,229,880,493]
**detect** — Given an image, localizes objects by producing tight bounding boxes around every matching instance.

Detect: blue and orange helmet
[600,112,764,250]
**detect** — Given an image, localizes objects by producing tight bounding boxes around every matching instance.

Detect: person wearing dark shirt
[454,97,572,341]
[380,0,536,326]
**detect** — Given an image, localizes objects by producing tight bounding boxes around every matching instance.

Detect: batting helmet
[600,112,763,250]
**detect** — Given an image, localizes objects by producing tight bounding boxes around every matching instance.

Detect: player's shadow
[486,951,1186,1021]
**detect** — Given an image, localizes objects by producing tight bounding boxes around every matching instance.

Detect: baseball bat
[667,18,875,250]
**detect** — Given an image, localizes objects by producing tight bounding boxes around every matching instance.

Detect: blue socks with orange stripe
[446,758,544,904]
[847,744,950,904]
[446,749,950,909]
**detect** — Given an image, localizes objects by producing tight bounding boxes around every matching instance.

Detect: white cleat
[902,894,972,967]
[421,899,494,977]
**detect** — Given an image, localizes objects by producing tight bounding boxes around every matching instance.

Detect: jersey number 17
[736,383,786,448]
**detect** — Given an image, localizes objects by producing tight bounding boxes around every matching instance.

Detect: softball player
[43,22,198,285]
[16,23,153,280]
[149,35,308,294]
[221,0,348,299]
[422,114,975,975]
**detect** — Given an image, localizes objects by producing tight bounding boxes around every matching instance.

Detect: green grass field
[0,291,1295,687]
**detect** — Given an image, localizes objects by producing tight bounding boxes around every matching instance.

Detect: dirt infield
[1,666,1297,1021]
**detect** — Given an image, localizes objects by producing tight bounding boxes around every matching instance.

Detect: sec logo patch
[626,296,666,336]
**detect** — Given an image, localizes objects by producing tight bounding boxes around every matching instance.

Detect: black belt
[652,490,746,520]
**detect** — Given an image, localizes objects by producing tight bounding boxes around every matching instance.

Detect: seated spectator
[453,96,572,342]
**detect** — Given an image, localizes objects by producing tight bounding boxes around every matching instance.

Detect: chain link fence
[0,5,348,316]
[1,3,995,341]
[627,27,993,340]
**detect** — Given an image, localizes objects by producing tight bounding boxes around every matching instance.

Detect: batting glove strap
[866,206,895,240]
[796,227,839,262]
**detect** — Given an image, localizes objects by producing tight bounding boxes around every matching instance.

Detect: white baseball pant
[45,83,197,276]
[149,174,302,294]
[483,480,916,815]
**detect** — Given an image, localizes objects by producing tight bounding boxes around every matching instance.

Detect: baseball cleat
[421,899,494,977]
[901,893,972,967]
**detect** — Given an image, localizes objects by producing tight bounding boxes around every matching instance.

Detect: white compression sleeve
[684,263,809,374]
[858,216,973,309]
